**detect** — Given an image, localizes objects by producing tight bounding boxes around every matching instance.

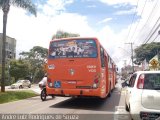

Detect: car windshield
[48,39,97,59]
[143,73,160,90]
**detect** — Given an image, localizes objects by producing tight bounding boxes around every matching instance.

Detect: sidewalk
[0,84,41,94]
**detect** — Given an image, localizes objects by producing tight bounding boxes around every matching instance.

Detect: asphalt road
[0,80,131,120]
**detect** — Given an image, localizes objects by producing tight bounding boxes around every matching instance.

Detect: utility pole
[125,43,134,73]
[124,60,127,67]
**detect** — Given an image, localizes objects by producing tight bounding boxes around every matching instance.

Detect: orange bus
[46,37,117,98]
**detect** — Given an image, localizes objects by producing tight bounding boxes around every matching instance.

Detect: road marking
[114,106,131,120]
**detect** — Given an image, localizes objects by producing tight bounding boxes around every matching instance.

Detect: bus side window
[100,46,105,67]
[104,55,107,67]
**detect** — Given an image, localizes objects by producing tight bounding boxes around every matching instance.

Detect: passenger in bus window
[49,47,57,58]
[77,47,80,55]
[55,48,59,56]
[62,47,67,56]
[51,51,56,57]
[59,47,63,56]
[55,48,62,56]
[71,47,76,57]
[66,47,71,57]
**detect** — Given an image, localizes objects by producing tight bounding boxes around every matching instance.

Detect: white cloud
[6,7,52,52]
[38,0,74,16]
[50,13,95,36]
[114,8,135,15]
[99,0,138,6]
[87,5,97,8]
[95,24,131,67]
[97,17,112,24]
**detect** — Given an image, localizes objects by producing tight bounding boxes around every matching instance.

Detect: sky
[0,0,160,69]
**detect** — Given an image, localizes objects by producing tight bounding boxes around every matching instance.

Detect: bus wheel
[108,84,111,97]
[41,88,47,101]
[51,95,55,99]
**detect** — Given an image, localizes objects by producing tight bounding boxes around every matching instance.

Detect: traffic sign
[149,59,159,66]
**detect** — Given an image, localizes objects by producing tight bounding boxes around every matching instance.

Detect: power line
[143,20,160,44]
[140,0,159,31]
[125,0,140,43]
[150,30,160,43]
[129,0,148,43]
[150,34,159,43]
[138,0,159,35]
[118,47,131,55]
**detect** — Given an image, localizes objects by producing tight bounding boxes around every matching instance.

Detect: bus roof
[51,37,98,42]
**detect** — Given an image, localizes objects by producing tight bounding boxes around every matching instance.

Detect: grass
[0,90,38,104]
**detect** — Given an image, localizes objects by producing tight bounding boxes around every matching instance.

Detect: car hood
[11,83,22,86]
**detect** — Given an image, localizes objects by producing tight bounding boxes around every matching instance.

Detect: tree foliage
[0,0,37,16]
[20,46,48,65]
[10,59,30,81]
[134,42,160,65]
[19,46,48,83]
[52,30,80,39]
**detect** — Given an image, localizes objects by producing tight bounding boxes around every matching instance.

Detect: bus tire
[51,95,55,98]
[108,83,111,97]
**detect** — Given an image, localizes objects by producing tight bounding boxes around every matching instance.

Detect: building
[0,33,16,63]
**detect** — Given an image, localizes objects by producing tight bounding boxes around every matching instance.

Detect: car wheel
[41,88,47,101]
[28,84,31,88]
[19,85,23,89]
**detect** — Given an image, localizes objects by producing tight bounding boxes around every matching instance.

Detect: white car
[11,80,31,89]
[125,71,160,120]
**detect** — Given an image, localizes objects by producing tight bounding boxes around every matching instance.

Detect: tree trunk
[1,0,10,92]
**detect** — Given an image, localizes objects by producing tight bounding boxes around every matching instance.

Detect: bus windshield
[49,39,97,59]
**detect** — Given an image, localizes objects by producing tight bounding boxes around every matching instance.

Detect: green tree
[52,30,80,39]
[0,0,36,92]
[0,62,11,86]
[134,42,160,65]
[10,59,30,82]
[0,64,1,85]
[20,46,48,83]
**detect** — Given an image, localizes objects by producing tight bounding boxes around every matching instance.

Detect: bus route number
[87,65,96,72]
